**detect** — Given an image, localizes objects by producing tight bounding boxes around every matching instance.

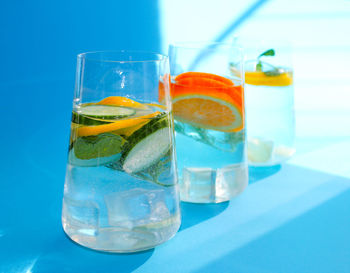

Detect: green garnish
[255,48,285,76]
[256,49,275,72]
[224,130,245,151]
[107,113,175,187]
[73,133,124,160]
[175,121,244,152]
[139,153,173,186]
[255,62,263,71]
[107,151,174,187]
[258,49,275,58]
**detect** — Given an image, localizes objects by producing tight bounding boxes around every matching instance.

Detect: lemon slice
[245,71,293,86]
[77,112,161,137]
[97,96,149,109]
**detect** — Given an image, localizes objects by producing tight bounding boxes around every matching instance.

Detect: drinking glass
[168,42,248,203]
[232,40,296,166]
[61,51,181,253]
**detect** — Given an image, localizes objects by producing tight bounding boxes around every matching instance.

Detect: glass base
[179,163,248,203]
[62,213,180,253]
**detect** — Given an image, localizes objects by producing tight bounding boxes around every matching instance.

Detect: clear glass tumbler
[61,51,181,253]
[232,40,296,166]
[168,42,248,203]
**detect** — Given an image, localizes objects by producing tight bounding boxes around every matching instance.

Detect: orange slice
[175,72,235,87]
[169,72,244,132]
[171,72,243,104]
[175,77,229,89]
[77,112,161,137]
[171,82,243,105]
[245,71,293,86]
[97,96,149,109]
[172,92,243,132]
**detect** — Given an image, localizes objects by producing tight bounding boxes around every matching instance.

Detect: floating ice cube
[104,188,169,228]
[62,197,100,235]
[274,145,296,161]
[247,138,274,163]
[149,200,170,222]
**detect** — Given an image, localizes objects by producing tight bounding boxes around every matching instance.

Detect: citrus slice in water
[175,72,235,87]
[172,93,243,132]
[172,72,243,102]
[171,72,244,132]
[245,71,293,86]
[77,111,161,137]
[97,96,149,109]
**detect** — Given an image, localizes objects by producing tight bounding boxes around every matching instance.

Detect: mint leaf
[224,130,244,150]
[258,49,275,58]
[147,153,172,183]
[256,62,263,72]
[74,133,124,160]
[256,49,276,72]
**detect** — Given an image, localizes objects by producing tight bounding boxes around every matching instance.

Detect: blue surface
[2,125,350,273]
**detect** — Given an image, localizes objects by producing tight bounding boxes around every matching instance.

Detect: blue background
[0,0,161,83]
[1,1,162,272]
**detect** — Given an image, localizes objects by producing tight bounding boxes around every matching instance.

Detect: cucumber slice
[78,105,136,119]
[121,113,171,173]
[72,112,111,125]
[72,105,136,125]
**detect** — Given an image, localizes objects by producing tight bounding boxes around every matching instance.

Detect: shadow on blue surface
[248,164,281,184]
[122,164,350,273]
[179,201,229,230]
[192,177,350,273]
[0,228,154,273]
[40,233,154,273]
[178,164,281,231]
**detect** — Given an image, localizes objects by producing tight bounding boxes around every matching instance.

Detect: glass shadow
[179,201,230,231]
[248,164,282,184]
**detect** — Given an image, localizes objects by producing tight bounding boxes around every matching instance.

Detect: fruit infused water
[169,72,248,203]
[62,96,180,252]
[232,48,296,166]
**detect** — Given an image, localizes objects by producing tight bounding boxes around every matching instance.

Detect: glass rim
[233,36,293,47]
[77,50,168,63]
[169,41,243,51]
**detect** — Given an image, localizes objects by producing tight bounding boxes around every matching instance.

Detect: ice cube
[181,167,216,202]
[104,188,169,228]
[149,200,170,222]
[215,163,248,200]
[247,138,274,163]
[274,145,296,160]
[62,197,100,234]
